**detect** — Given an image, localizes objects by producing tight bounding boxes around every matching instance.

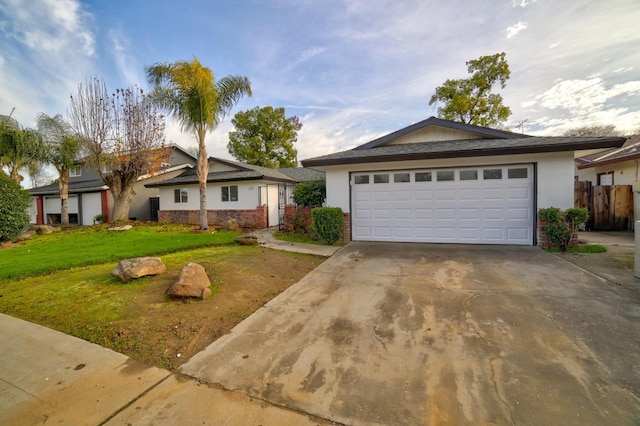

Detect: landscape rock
[32,225,56,235]
[111,257,166,283]
[167,263,212,299]
[235,235,258,246]
[16,230,36,241]
[107,224,133,231]
[223,219,242,232]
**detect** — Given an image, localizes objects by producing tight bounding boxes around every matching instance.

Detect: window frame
[174,188,188,203]
[222,185,239,202]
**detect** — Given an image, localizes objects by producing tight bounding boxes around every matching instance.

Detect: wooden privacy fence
[574,181,634,230]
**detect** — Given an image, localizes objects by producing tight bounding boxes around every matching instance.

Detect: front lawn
[0,225,325,370]
[0,223,241,279]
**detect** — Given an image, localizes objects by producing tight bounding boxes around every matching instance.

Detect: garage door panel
[373,191,391,201]
[373,227,392,238]
[415,209,434,219]
[394,209,412,220]
[373,209,391,219]
[483,188,505,201]
[480,230,505,242]
[354,209,371,219]
[414,190,433,201]
[394,190,412,201]
[507,208,529,220]
[436,189,456,201]
[351,164,533,245]
[507,187,530,200]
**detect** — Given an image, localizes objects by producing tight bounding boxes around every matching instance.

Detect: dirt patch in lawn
[109,247,325,370]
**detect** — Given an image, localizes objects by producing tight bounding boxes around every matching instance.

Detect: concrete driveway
[181,242,640,425]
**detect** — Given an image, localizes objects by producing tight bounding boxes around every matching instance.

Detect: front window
[222,185,239,202]
[174,188,188,203]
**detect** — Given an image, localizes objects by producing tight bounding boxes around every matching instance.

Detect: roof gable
[355,117,527,150]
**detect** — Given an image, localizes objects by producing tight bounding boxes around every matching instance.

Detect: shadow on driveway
[181,242,640,425]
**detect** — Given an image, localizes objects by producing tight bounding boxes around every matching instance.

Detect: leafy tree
[0,173,31,242]
[36,113,82,225]
[562,124,621,137]
[292,180,325,207]
[146,57,252,230]
[69,79,168,221]
[429,52,511,128]
[228,106,301,168]
[0,112,44,184]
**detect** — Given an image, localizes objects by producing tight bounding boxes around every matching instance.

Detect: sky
[1,0,639,171]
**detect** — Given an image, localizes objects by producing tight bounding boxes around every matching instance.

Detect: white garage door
[351,164,534,245]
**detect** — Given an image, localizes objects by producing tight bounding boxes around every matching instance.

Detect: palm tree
[1,111,43,184]
[146,57,252,230]
[36,113,81,225]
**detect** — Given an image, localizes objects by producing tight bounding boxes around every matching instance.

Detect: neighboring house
[301,117,625,246]
[575,135,640,186]
[575,135,640,227]
[145,157,325,228]
[29,144,196,225]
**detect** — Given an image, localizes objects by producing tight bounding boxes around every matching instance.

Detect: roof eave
[302,138,626,167]
[577,152,640,169]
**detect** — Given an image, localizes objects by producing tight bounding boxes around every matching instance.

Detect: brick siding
[536,218,579,249]
[159,206,268,229]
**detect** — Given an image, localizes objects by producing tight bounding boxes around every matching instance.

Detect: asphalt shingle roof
[302,136,627,167]
[576,135,640,169]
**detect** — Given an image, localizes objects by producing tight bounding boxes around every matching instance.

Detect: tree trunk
[109,176,136,222]
[197,132,208,230]
[58,169,69,225]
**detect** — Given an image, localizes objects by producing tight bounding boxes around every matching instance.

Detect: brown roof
[576,135,640,169]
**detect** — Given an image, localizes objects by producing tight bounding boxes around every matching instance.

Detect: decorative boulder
[111,257,166,283]
[235,235,258,246]
[107,224,133,231]
[167,263,212,299]
[16,230,36,241]
[32,225,55,235]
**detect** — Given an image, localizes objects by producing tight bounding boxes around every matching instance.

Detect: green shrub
[311,207,343,245]
[293,180,326,207]
[539,206,589,252]
[0,173,31,242]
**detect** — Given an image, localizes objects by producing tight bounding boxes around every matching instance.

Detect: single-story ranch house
[145,157,324,228]
[302,117,625,246]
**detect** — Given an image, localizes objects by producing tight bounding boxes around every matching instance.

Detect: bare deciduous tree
[69,79,168,221]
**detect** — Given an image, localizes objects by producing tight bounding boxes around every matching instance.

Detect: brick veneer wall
[341,212,351,243]
[159,205,268,228]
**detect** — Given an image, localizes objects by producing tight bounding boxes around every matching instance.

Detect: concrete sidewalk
[0,313,333,425]
[247,227,342,257]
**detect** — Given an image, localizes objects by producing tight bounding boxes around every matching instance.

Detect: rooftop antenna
[514,119,528,134]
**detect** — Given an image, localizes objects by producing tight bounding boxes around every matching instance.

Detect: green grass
[273,231,345,246]
[546,244,608,253]
[0,245,238,347]
[0,224,241,279]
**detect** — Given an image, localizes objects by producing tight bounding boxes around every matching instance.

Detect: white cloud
[108,29,143,86]
[506,22,528,39]
[511,0,536,7]
[548,42,560,49]
[282,46,327,73]
[0,0,94,55]
[522,78,640,134]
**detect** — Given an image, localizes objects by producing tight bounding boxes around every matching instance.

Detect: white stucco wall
[576,160,640,186]
[323,151,576,213]
[159,181,265,211]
